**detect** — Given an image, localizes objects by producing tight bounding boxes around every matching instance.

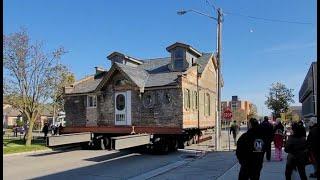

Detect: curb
[3,149,54,157]
[3,145,80,157]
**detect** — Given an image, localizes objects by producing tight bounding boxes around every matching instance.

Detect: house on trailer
[63,42,220,134]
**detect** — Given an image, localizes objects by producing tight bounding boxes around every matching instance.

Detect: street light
[177,9,217,20]
[177,8,223,151]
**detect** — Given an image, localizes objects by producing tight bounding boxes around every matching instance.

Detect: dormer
[166,42,202,71]
[107,52,143,67]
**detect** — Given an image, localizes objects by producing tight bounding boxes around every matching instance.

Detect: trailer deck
[61,126,183,135]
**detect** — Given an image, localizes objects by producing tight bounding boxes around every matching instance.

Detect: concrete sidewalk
[218,150,315,180]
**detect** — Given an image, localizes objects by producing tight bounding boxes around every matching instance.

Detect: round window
[116,94,125,110]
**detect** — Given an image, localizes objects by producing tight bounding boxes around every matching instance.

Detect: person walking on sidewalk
[42,123,49,139]
[260,116,273,161]
[307,119,320,179]
[230,120,239,146]
[284,122,308,180]
[273,118,284,161]
[236,118,266,180]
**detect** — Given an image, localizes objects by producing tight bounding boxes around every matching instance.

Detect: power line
[224,11,314,25]
[205,0,217,12]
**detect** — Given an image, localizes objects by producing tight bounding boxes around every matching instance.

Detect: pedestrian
[58,123,63,135]
[273,118,284,161]
[13,124,18,137]
[23,123,29,141]
[297,120,306,137]
[307,118,320,179]
[53,124,58,135]
[236,118,266,180]
[260,116,273,161]
[50,124,54,135]
[230,120,239,146]
[42,123,49,139]
[284,122,308,180]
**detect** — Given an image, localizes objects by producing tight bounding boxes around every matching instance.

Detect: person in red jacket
[273,118,284,161]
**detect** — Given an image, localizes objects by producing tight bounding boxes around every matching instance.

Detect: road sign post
[223,108,233,151]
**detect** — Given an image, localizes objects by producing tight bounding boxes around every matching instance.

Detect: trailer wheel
[161,143,169,154]
[178,140,185,149]
[169,139,178,152]
[80,142,90,150]
[100,138,106,150]
[103,137,111,149]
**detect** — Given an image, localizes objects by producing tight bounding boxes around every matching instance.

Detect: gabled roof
[114,63,149,88]
[65,75,103,94]
[65,47,216,94]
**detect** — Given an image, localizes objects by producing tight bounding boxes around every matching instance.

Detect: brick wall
[181,56,217,129]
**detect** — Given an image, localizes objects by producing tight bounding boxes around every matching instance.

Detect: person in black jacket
[285,122,308,180]
[236,118,266,180]
[42,123,49,139]
[260,116,273,161]
[307,121,320,179]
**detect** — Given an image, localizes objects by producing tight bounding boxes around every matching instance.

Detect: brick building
[221,96,256,123]
[63,42,219,130]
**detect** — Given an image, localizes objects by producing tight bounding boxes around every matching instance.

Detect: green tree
[265,82,294,118]
[3,28,67,146]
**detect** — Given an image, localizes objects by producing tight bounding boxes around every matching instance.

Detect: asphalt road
[4,148,204,180]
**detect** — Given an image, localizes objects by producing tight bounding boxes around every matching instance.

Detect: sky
[4,0,317,116]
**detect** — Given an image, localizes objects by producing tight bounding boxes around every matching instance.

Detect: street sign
[223,108,233,119]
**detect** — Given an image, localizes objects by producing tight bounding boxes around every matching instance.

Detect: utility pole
[197,63,200,144]
[215,8,223,151]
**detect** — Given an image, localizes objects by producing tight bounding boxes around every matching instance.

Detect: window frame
[173,48,185,70]
[184,89,191,110]
[204,93,210,116]
[87,95,97,108]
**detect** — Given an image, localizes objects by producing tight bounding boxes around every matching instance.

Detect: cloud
[261,42,316,53]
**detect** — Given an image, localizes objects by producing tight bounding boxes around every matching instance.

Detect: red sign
[223,108,233,119]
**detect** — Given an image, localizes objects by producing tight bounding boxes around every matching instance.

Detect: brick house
[63,42,219,131]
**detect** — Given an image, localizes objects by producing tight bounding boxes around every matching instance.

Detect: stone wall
[134,88,183,128]
[64,95,87,126]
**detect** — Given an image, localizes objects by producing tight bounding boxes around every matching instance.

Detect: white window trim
[87,95,97,108]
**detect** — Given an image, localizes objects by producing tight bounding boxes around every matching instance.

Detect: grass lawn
[3,139,51,154]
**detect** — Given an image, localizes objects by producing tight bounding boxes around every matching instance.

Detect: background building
[299,61,317,124]
[221,96,256,125]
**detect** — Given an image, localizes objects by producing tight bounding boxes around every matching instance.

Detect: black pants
[285,161,307,180]
[239,164,262,180]
[265,141,271,160]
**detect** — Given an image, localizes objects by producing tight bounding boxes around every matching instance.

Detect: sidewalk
[218,150,315,180]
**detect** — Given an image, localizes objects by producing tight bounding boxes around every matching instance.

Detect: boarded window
[192,91,198,110]
[87,95,97,108]
[204,93,210,116]
[184,89,190,110]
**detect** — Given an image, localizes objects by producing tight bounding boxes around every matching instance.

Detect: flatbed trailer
[52,125,213,153]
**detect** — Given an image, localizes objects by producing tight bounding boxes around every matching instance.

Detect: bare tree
[3,29,67,146]
[51,65,75,124]
[247,104,258,119]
